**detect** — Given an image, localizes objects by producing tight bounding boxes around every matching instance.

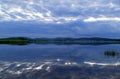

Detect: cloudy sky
[0,0,120,38]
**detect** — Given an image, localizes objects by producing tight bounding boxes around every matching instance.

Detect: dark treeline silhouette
[0,37,120,45]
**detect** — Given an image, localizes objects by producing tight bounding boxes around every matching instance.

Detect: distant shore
[0,37,120,45]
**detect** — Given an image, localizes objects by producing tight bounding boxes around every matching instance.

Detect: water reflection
[0,44,120,79]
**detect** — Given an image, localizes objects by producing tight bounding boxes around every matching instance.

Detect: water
[0,44,120,79]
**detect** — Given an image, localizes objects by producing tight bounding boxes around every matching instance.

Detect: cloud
[84,17,120,22]
[0,0,119,24]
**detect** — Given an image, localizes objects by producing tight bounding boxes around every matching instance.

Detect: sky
[0,0,120,38]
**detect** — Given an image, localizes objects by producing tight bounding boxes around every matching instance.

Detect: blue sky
[0,0,120,38]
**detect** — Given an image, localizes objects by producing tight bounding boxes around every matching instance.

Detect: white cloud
[0,0,119,24]
[84,17,120,22]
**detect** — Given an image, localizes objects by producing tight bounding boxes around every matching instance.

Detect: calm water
[0,44,120,79]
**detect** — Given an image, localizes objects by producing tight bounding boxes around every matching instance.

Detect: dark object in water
[104,50,119,57]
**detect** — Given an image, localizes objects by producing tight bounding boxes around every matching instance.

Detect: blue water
[0,44,120,63]
[0,44,120,79]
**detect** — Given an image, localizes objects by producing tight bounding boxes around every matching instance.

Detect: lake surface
[0,44,120,79]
